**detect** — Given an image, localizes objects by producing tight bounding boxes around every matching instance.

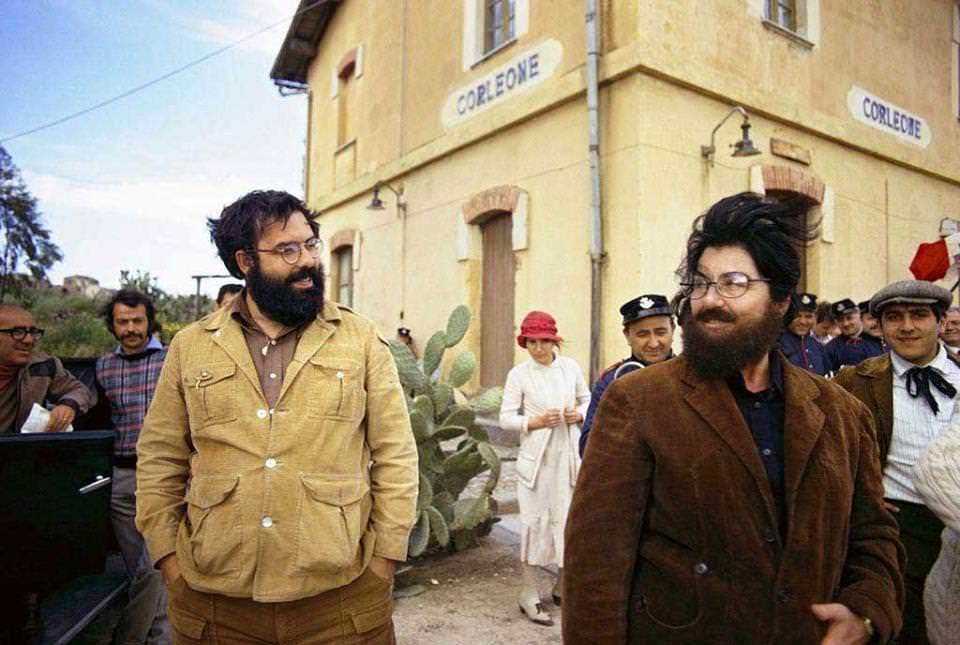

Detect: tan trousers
[167,568,396,645]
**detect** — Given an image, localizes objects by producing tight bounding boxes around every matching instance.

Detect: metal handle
[78,475,111,495]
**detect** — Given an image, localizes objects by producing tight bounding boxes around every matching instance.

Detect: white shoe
[518,599,554,626]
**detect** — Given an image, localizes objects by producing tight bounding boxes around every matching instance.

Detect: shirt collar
[891,343,950,378]
[726,351,785,397]
[113,335,163,356]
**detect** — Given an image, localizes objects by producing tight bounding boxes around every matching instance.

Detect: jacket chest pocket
[305,357,365,422]
[290,475,371,576]
[183,363,238,428]
[182,476,243,578]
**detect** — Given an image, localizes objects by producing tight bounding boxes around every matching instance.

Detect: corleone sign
[441,40,562,129]
[847,86,931,148]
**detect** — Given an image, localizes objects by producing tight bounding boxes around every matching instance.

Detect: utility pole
[191,274,233,319]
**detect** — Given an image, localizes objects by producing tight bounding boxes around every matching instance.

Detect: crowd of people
[0,189,958,644]
[500,193,959,644]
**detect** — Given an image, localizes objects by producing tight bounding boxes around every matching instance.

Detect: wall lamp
[700,106,761,166]
[367,181,406,215]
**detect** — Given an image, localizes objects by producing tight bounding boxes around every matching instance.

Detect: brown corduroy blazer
[563,354,905,645]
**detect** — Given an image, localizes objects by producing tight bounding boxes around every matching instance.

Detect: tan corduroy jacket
[135,301,418,602]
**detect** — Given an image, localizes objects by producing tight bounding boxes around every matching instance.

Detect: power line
[0,0,325,145]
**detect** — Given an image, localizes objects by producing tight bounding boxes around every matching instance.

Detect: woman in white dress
[499,310,590,626]
[915,409,960,645]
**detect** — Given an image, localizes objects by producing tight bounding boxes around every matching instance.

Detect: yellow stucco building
[272,0,960,387]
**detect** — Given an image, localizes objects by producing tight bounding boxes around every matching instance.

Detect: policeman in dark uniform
[826,298,886,371]
[579,294,674,456]
[859,300,888,350]
[779,292,831,376]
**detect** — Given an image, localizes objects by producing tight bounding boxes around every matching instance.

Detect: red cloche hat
[517,310,564,348]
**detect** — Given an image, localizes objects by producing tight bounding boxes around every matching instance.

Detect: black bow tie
[904,366,957,415]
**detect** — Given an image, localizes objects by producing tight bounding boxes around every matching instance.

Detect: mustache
[286,267,320,284]
[122,331,144,338]
[694,308,737,324]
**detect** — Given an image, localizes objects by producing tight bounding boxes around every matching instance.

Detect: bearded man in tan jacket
[136,190,418,644]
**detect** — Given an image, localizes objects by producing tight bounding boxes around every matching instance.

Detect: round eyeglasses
[0,326,45,341]
[680,272,770,300]
[249,238,324,265]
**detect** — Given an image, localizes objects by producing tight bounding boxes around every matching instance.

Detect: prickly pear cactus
[388,306,504,557]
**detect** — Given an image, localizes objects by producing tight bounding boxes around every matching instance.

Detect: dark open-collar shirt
[726,351,787,537]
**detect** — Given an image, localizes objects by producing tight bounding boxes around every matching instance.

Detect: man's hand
[882,500,900,513]
[157,554,181,587]
[368,556,396,582]
[811,603,870,645]
[45,405,75,432]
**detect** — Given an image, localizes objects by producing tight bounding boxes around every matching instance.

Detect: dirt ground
[393,524,562,645]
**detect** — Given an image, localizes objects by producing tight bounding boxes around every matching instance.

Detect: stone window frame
[329,228,360,307]
[755,0,820,49]
[330,45,363,150]
[462,0,529,70]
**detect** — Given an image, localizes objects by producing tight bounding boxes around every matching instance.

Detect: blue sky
[0,0,307,296]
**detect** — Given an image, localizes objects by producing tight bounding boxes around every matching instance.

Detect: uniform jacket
[563,354,905,644]
[499,356,589,489]
[834,351,960,470]
[779,330,831,377]
[10,353,92,431]
[135,301,418,603]
[827,332,886,372]
[580,356,646,456]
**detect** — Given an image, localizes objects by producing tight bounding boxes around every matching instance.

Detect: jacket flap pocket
[307,356,362,372]
[184,362,236,388]
[186,476,239,509]
[301,475,369,506]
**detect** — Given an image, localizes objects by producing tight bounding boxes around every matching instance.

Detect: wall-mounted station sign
[847,86,931,148]
[441,40,563,129]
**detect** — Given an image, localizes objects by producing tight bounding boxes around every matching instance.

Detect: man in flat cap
[779,293,831,376]
[836,279,959,644]
[578,294,674,456]
[826,298,886,371]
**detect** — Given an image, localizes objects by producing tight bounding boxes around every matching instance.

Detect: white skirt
[517,426,574,567]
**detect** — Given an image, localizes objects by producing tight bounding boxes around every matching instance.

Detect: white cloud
[22,170,256,295]
[188,0,299,57]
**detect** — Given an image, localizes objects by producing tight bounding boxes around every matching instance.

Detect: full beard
[247,262,325,328]
[681,300,785,379]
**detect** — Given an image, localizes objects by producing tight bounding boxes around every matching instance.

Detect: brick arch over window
[337,48,358,79]
[329,228,357,253]
[463,185,524,226]
[761,165,825,205]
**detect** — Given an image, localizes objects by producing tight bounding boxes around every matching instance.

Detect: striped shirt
[96,338,167,459]
[884,344,960,503]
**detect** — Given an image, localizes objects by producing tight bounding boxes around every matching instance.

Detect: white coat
[500,355,590,566]
[915,412,960,645]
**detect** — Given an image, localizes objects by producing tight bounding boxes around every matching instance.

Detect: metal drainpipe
[585,0,604,383]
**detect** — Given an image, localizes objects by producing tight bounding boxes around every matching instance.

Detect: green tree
[0,145,63,301]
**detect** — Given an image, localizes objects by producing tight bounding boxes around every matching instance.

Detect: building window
[336,62,356,148]
[334,246,353,307]
[462,0,529,69]
[484,0,515,54]
[760,0,819,47]
[766,0,797,32]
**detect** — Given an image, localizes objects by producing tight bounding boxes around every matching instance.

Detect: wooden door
[480,213,515,388]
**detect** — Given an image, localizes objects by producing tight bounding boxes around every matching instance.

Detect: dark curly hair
[207,190,319,279]
[102,289,157,336]
[676,192,820,324]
